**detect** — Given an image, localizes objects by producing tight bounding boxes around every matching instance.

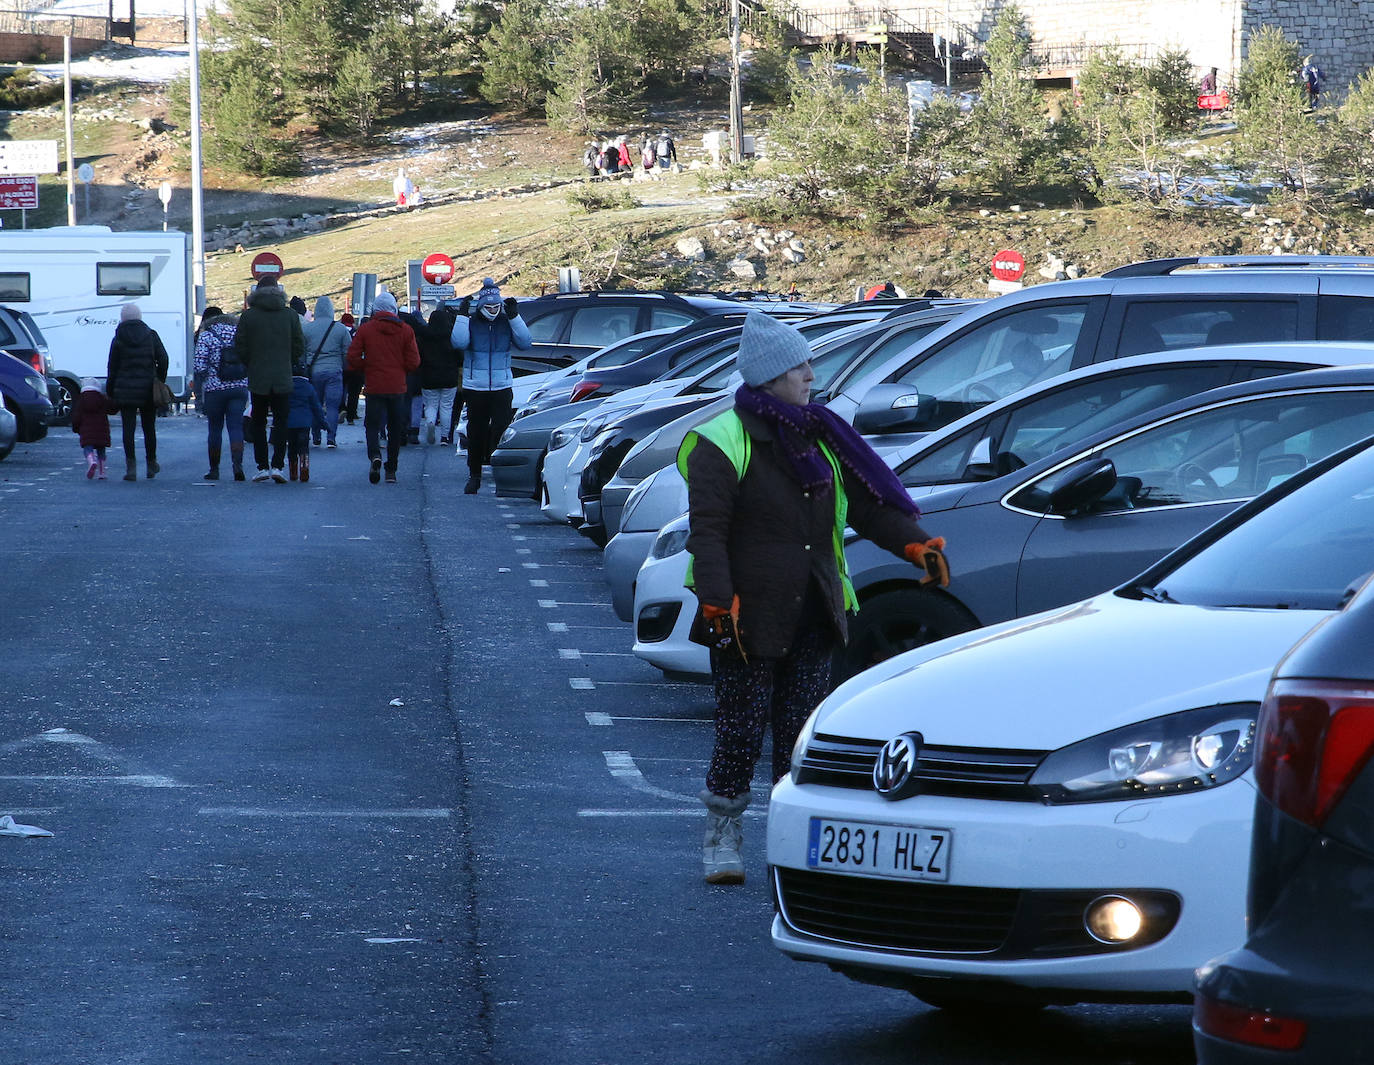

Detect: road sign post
[250,251,284,283]
[420,253,455,285]
[989,248,1027,294]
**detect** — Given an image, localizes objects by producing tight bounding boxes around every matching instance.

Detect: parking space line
[578,809,764,818]
[596,679,702,688]
[585,712,613,726]
[0,775,182,786]
[601,715,713,723]
[559,648,582,659]
[570,678,595,690]
[602,751,694,802]
[547,622,569,632]
[531,579,548,587]
[521,562,540,569]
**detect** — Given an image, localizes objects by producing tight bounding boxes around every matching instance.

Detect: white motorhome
[0,227,193,414]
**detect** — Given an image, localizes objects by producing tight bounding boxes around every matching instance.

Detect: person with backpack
[582,142,600,177]
[193,308,249,480]
[1301,56,1325,107]
[286,361,327,482]
[677,312,950,885]
[640,135,657,173]
[656,130,677,171]
[416,302,460,446]
[599,140,619,175]
[301,296,351,449]
[449,278,531,494]
[615,135,632,171]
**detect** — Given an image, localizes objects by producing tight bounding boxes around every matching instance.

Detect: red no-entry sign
[421,252,455,285]
[250,251,283,282]
[991,249,1026,282]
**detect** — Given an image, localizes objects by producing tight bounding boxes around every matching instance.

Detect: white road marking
[0,775,181,787]
[597,680,702,688]
[530,579,549,587]
[558,648,582,659]
[602,751,696,803]
[521,562,540,569]
[603,715,713,723]
[0,729,182,787]
[546,622,569,632]
[515,548,531,555]
[585,712,613,726]
[199,807,452,818]
[538,599,558,609]
[365,937,423,944]
[570,678,595,690]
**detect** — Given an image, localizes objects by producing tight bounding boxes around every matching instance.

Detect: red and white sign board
[421,252,454,285]
[0,176,38,210]
[990,249,1026,282]
[250,251,284,282]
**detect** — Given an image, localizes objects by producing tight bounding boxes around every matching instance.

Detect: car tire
[839,587,979,680]
[52,378,77,425]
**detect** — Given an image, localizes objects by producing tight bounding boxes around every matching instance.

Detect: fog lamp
[1084,895,1144,944]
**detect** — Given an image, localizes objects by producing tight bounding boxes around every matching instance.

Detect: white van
[0,227,193,414]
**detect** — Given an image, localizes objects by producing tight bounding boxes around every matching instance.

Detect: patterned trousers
[705,620,835,800]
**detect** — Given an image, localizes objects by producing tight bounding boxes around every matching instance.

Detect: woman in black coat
[106,302,170,481]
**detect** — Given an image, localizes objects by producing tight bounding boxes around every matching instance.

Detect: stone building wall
[795,0,1374,92]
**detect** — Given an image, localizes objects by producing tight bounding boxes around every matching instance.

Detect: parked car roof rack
[1103,255,1374,278]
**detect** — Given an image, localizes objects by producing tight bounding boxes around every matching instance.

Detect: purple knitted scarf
[734,384,921,518]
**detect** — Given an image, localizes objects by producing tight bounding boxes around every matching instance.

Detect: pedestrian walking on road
[105,302,170,481]
[193,308,250,480]
[71,378,112,480]
[678,312,951,885]
[235,276,305,482]
[449,278,531,494]
[347,291,420,484]
[302,296,350,448]
[417,302,460,446]
[287,363,327,482]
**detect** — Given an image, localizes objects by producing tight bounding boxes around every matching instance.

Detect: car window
[525,310,568,344]
[890,303,1091,425]
[569,307,638,347]
[1316,295,1374,340]
[649,308,695,331]
[684,352,741,394]
[896,364,1233,487]
[1117,299,1299,355]
[1151,445,1374,610]
[665,338,738,381]
[898,425,983,487]
[587,334,663,369]
[0,318,17,348]
[1076,389,1374,511]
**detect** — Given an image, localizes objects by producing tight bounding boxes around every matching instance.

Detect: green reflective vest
[677,410,856,611]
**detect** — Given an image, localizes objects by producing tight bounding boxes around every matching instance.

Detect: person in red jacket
[346,291,420,484]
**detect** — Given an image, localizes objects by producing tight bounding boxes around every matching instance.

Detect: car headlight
[649,524,690,560]
[790,706,824,783]
[620,473,655,528]
[580,414,611,442]
[588,427,622,461]
[550,420,586,451]
[25,373,46,395]
[498,424,518,445]
[1029,703,1258,804]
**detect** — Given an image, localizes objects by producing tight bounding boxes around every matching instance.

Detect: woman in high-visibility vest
[679,312,950,885]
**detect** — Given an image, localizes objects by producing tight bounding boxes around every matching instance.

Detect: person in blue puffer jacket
[449,277,531,494]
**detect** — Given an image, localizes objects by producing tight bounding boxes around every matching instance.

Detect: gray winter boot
[700,789,749,885]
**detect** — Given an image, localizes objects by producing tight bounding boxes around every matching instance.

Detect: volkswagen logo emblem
[873,732,923,800]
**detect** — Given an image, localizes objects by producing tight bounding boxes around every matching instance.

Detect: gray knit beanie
[736,311,812,387]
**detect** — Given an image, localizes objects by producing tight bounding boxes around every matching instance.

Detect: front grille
[797,733,1048,800]
[776,867,1017,953]
[774,868,1182,959]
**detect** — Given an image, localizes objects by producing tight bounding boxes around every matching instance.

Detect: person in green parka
[234,276,304,482]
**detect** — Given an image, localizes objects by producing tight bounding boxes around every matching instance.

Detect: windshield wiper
[1131,584,1178,604]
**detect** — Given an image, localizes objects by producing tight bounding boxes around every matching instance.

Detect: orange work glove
[904,537,950,588]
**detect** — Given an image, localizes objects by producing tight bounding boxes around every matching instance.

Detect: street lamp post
[728,0,743,163]
[186,0,206,313]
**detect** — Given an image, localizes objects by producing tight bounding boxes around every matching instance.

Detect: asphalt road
[0,415,1198,1065]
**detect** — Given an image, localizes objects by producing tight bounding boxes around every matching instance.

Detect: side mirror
[1041,457,1118,516]
[854,384,939,435]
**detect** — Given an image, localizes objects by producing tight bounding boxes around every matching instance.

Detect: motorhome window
[0,273,29,301]
[97,263,152,296]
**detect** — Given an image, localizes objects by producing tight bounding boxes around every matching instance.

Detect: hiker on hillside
[640,135,657,173]
[582,142,600,178]
[393,167,416,208]
[236,276,305,482]
[302,296,351,449]
[656,130,677,171]
[346,291,420,485]
[1301,57,1324,107]
[1199,66,1218,95]
[615,135,632,171]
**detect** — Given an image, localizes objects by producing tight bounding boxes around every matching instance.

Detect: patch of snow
[26,42,191,85]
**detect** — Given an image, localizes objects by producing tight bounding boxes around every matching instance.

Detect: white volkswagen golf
[767,435,1374,1010]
